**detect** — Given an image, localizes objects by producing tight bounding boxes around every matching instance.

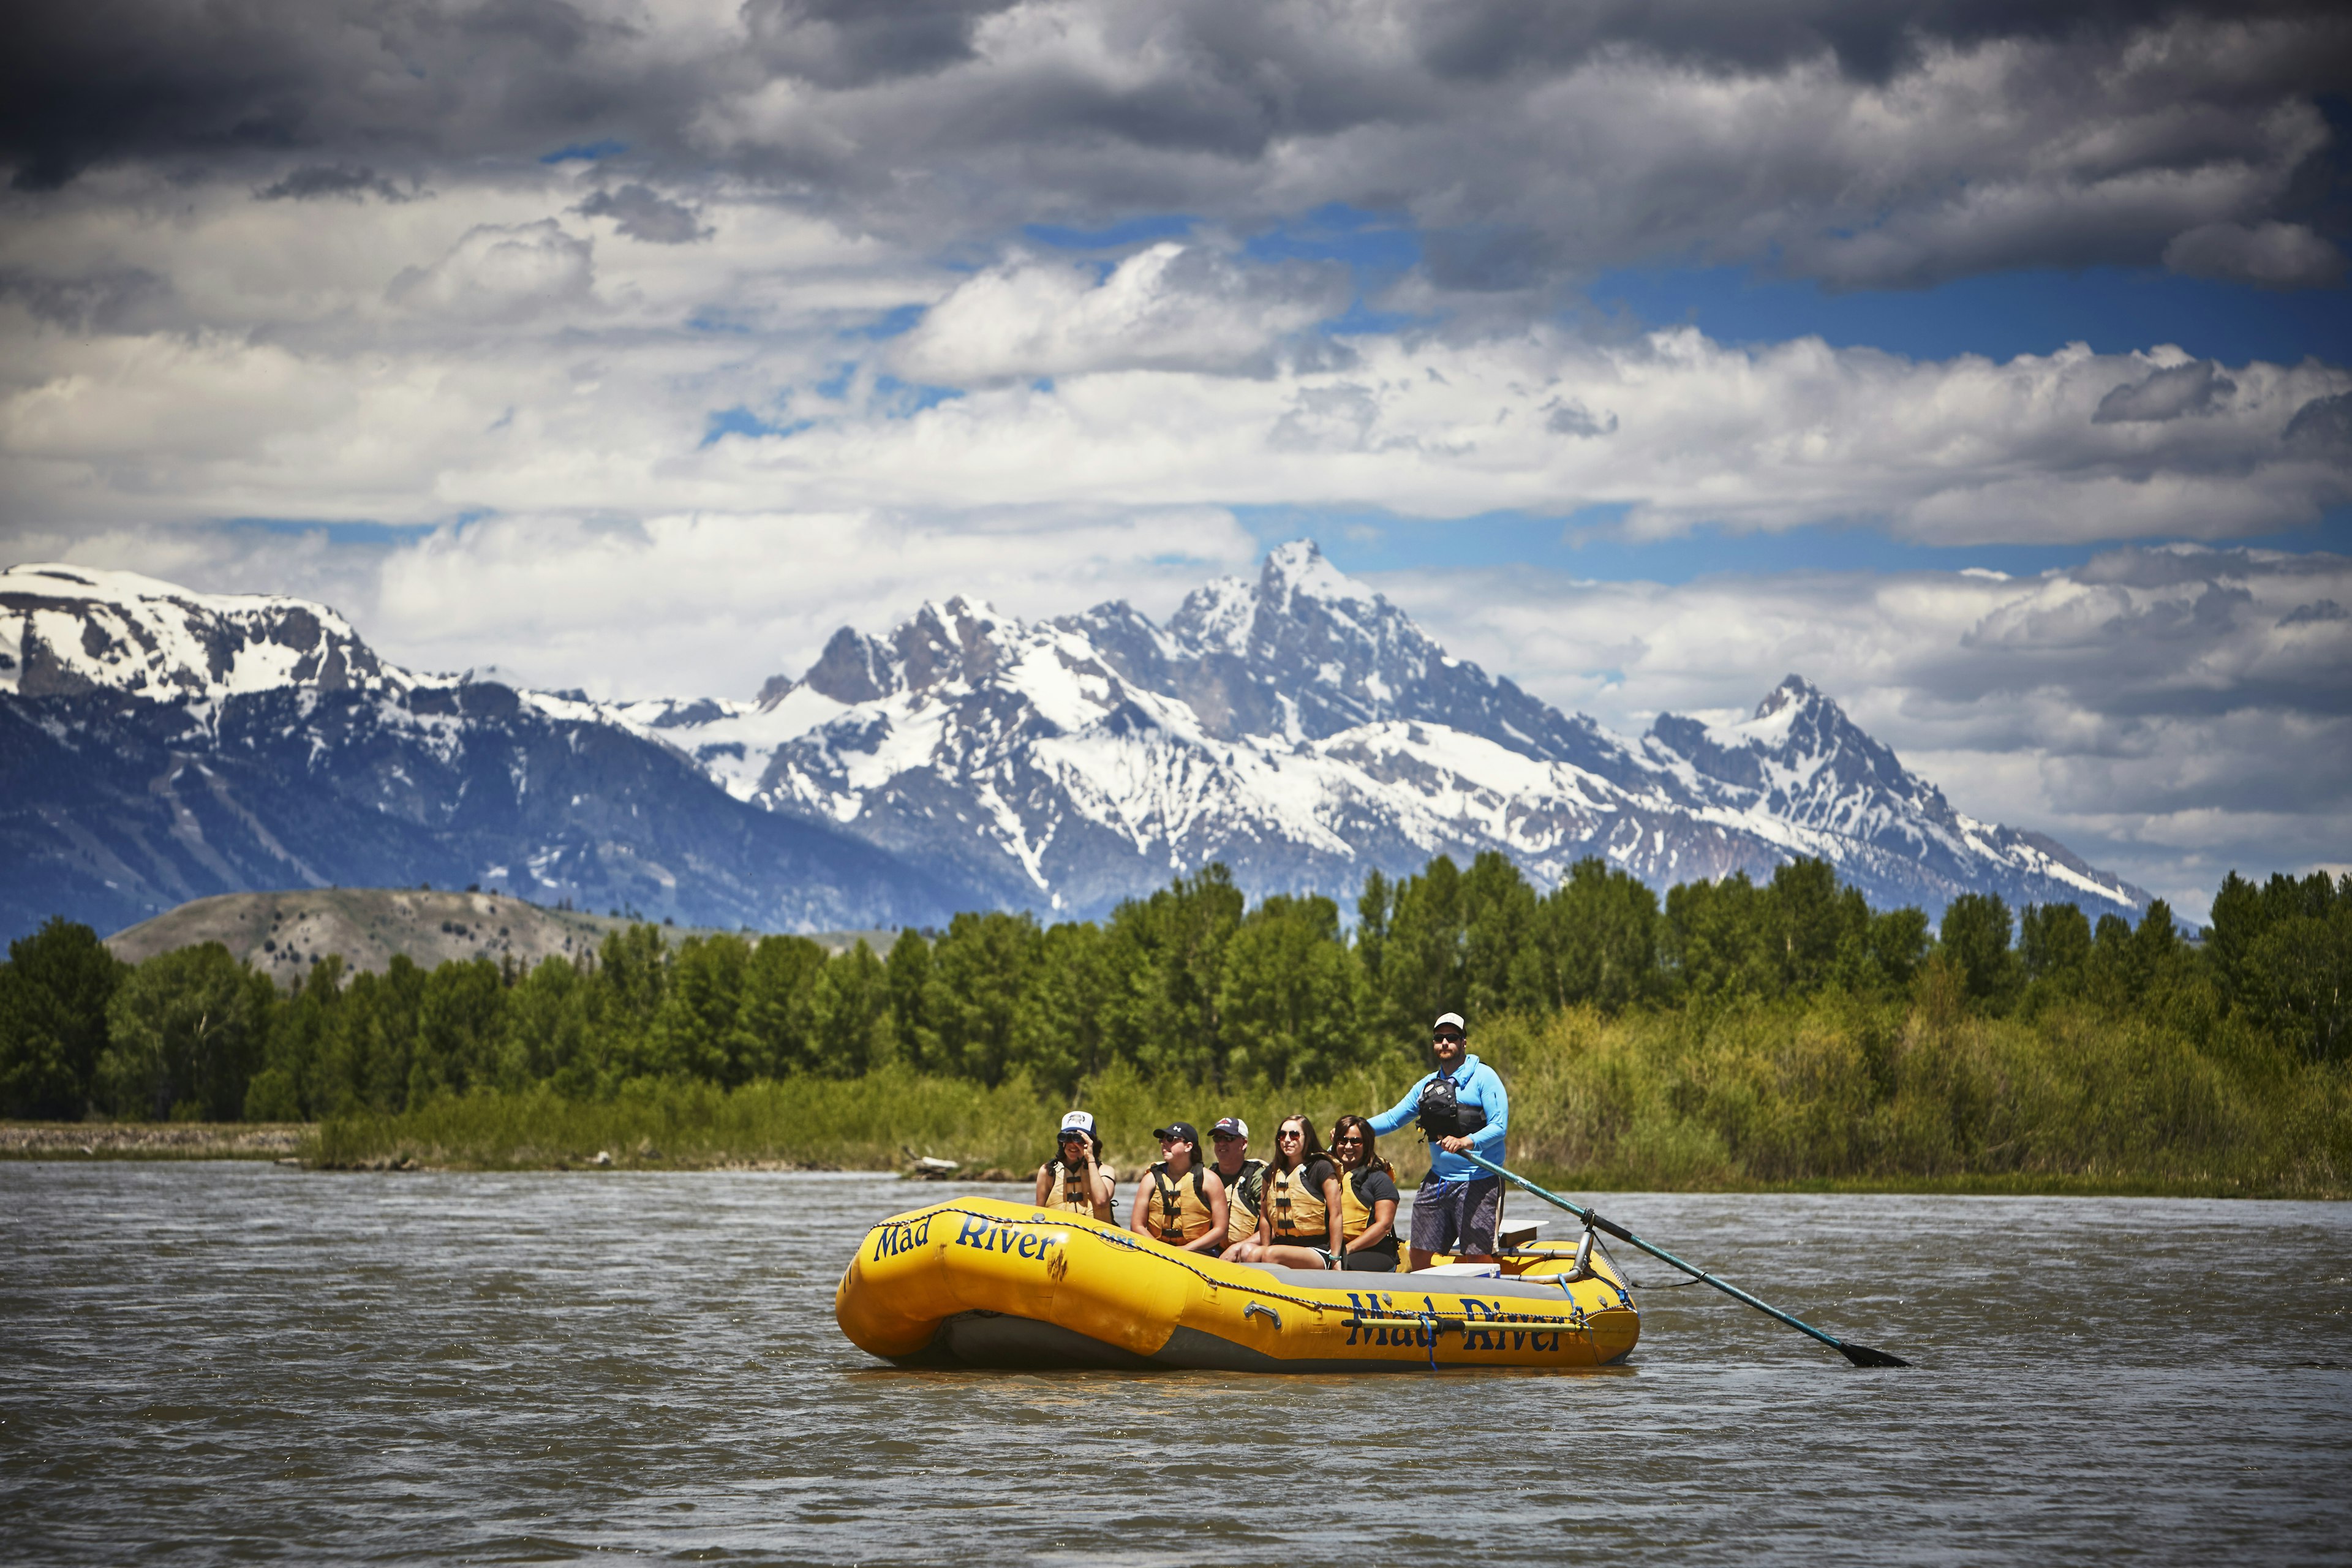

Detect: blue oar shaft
[1462,1150,1861,1358]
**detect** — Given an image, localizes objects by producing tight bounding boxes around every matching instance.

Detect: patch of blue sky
[699,407,810,447]
[1024,215,1196,250]
[1242,204,1420,274]
[1588,263,2352,368]
[870,376,963,417]
[220,516,441,543]
[539,140,627,164]
[844,303,925,341]
[685,306,760,335]
[1231,502,2352,587]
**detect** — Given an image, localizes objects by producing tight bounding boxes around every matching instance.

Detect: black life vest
[1417,1067,1488,1140]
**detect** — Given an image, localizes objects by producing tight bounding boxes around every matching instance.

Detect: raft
[834,1196,1640,1372]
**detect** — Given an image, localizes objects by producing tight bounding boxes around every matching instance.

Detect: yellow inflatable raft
[835,1196,1640,1372]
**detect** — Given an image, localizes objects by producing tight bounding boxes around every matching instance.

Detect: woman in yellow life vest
[1033,1109,1115,1221]
[1126,1121,1229,1255]
[1328,1114,1401,1273]
[1227,1114,1345,1269]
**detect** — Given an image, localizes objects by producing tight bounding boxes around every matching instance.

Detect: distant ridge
[102,887,902,982]
[0,548,2147,943]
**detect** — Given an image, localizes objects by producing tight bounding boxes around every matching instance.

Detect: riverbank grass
[298,995,2350,1197]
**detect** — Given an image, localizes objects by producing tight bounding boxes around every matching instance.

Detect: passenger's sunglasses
[1210,1133,1242,1142]
[1333,1136,1365,1147]
[1277,1129,1304,1141]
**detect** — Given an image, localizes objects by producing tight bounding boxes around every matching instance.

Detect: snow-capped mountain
[0,546,2147,946]
[0,565,987,941]
[617,541,2148,920]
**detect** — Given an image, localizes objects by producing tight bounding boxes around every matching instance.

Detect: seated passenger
[1035,1110,1115,1222]
[1128,1121,1229,1254]
[1207,1116,1265,1254]
[1229,1114,1344,1270]
[1328,1114,1401,1273]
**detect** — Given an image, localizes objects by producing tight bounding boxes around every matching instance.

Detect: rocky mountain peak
[1754,673,1822,720]
[799,595,1014,704]
[0,563,405,703]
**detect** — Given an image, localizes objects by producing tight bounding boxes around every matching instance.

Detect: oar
[1460,1150,1910,1369]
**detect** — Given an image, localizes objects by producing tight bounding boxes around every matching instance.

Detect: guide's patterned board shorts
[1410,1174,1502,1254]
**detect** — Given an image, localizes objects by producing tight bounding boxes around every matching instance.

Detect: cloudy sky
[6,0,2350,919]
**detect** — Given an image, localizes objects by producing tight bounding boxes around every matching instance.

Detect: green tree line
[2,856,2346,1126]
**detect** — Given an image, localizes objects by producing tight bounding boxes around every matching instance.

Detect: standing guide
[1367,1011,1510,1270]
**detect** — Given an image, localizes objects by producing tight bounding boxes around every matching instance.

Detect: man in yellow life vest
[1126,1121,1229,1254]
[1207,1116,1265,1253]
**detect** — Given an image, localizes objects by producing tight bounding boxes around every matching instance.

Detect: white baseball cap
[1432,1011,1467,1033]
[1058,1110,1096,1137]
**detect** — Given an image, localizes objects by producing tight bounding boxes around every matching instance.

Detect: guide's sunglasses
[1432,1030,1464,1044]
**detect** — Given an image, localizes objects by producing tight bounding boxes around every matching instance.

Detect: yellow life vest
[1045,1158,1110,1216]
[1145,1162,1216,1243]
[1338,1166,1390,1244]
[1265,1159,1332,1243]
[1220,1158,1266,1245]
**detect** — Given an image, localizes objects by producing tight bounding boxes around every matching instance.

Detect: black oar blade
[1836,1340,1911,1369]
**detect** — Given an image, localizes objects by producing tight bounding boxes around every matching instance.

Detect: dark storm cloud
[0,265,172,333]
[257,164,412,202]
[2094,362,2237,424]
[740,0,1020,89]
[4,0,2350,290]
[2284,393,2352,456]
[576,184,707,244]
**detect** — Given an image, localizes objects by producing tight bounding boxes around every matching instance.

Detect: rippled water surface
[2,1164,2348,1565]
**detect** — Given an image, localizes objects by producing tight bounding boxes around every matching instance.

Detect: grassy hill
[104,888,907,982]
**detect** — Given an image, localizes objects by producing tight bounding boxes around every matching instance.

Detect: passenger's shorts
[1409,1176,1502,1255]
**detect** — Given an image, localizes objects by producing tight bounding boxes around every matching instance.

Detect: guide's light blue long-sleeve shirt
[1367,1054,1508,1182]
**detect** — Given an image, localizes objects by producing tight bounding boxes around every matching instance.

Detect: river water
[2,1164,2346,1566]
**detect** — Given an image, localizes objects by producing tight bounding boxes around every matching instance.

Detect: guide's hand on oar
[1461,1151,1911,1369]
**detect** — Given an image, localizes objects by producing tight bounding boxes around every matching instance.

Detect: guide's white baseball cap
[1432,1011,1467,1033]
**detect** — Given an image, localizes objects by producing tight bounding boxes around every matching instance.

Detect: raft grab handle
[1244,1301,1282,1330]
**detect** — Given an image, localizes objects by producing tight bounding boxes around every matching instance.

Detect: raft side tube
[837,1196,1639,1373]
